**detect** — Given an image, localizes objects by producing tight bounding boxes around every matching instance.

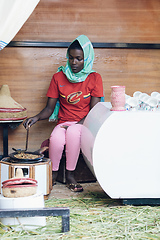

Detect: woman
[23,35,104,192]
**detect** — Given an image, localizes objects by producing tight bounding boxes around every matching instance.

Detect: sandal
[66,183,83,192]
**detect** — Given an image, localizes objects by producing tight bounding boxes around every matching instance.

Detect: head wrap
[49,35,95,122]
[58,35,95,83]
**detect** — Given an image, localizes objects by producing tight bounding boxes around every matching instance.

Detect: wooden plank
[13,0,160,43]
[0,47,160,153]
[7,41,160,49]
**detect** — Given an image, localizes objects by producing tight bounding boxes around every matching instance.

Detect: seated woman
[23,35,104,192]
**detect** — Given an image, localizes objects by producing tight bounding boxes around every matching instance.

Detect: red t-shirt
[47,71,103,123]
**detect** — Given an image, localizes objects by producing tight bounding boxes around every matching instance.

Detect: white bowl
[147,97,158,107]
[151,92,159,98]
[133,91,142,98]
[143,95,150,103]
[139,93,149,102]
[126,97,139,107]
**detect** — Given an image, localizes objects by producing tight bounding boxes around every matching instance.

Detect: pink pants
[49,121,83,171]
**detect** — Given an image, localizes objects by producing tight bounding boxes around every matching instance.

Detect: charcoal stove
[0,156,52,199]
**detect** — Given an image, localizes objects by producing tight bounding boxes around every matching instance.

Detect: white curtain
[0,0,40,50]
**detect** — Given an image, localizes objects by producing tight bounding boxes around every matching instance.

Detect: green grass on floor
[0,192,160,239]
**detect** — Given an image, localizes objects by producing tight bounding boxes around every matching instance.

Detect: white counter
[0,191,46,230]
[81,102,160,199]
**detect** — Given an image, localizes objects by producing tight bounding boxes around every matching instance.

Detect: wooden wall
[12,0,160,43]
[0,0,160,154]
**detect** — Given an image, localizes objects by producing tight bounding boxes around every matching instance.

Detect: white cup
[142,96,151,111]
[147,97,158,111]
[155,94,160,109]
[143,104,151,111]
[125,94,131,101]
[138,93,150,110]
[153,93,160,101]
[139,93,149,102]
[133,91,142,99]
[143,95,150,103]
[126,97,139,111]
[151,91,159,98]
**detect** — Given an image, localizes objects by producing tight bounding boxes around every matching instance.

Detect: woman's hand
[23,116,39,129]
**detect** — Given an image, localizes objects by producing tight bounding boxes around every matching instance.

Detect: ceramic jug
[110,85,126,111]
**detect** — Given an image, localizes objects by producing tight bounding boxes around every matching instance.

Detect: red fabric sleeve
[90,73,104,97]
[46,75,59,98]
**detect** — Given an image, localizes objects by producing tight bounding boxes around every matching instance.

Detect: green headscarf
[58,35,95,83]
[49,35,96,122]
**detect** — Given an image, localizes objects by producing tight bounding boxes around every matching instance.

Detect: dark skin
[23,48,101,185]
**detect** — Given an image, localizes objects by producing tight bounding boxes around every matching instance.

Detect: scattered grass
[0,191,160,239]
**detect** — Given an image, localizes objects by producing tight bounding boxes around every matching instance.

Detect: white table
[81,102,160,203]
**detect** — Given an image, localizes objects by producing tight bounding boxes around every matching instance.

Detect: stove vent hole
[15,168,29,177]
[22,168,29,177]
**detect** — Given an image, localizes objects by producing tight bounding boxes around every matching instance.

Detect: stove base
[0,157,52,198]
[0,191,46,230]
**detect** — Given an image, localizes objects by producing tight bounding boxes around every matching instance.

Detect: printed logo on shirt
[60,93,66,99]
[60,85,66,87]
[83,93,90,99]
[67,91,82,104]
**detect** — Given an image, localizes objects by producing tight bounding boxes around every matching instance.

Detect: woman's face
[68,49,84,73]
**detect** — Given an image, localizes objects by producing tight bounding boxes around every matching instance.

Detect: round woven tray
[2,178,38,198]
[2,185,37,198]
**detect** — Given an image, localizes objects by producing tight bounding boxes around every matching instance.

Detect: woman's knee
[66,124,82,138]
[50,125,66,146]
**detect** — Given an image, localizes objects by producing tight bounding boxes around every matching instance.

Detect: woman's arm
[77,96,101,125]
[35,97,57,120]
[23,97,57,129]
[90,96,101,109]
